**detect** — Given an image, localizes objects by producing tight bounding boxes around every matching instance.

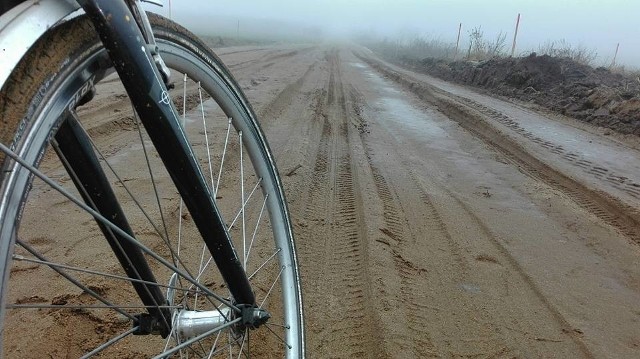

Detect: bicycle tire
[0,12,303,358]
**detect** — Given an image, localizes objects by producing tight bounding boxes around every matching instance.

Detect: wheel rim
[0,27,302,358]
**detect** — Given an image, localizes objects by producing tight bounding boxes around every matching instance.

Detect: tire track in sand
[348,87,445,356]
[368,157,440,357]
[297,48,382,357]
[349,85,495,357]
[258,62,316,122]
[358,52,640,245]
[344,77,591,357]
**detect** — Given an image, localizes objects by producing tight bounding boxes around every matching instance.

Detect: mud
[5,44,640,358]
[394,54,640,136]
[227,45,640,358]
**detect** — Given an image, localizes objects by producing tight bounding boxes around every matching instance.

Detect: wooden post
[454,23,462,60]
[510,13,521,57]
[611,43,620,67]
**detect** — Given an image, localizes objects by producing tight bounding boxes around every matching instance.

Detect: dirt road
[215,44,640,358]
[7,43,640,358]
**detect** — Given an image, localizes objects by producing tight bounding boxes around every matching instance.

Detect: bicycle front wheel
[0,13,303,358]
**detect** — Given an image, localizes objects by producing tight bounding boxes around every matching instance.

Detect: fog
[148,0,640,67]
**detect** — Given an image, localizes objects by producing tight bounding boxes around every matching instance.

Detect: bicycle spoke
[55,119,223,314]
[7,304,179,310]
[194,243,209,310]
[192,180,263,284]
[214,118,233,196]
[264,322,290,330]
[151,318,242,359]
[240,131,246,269]
[51,129,176,334]
[194,84,216,310]
[195,256,214,284]
[71,118,168,252]
[204,331,244,359]
[0,17,303,355]
[263,322,292,350]
[12,254,189,292]
[80,326,138,359]
[248,248,281,280]
[206,330,224,358]
[259,266,284,309]
[187,337,210,359]
[15,240,134,320]
[163,323,178,353]
[177,199,185,258]
[131,106,174,267]
[245,194,268,268]
[237,329,248,359]
[228,179,262,229]
[162,324,209,359]
[0,141,238,312]
[175,73,191,306]
[177,72,189,261]
[198,82,216,194]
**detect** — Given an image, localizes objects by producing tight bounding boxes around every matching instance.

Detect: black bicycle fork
[54,0,256,336]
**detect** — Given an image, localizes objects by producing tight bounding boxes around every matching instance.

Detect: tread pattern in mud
[349,81,511,357]
[452,95,640,202]
[445,96,640,244]
[294,49,382,357]
[345,64,599,357]
[359,53,640,245]
[368,160,439,357]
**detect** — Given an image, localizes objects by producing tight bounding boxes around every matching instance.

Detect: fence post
[454,23,462,60]
[611,43,620,68]
[510,13,521,57]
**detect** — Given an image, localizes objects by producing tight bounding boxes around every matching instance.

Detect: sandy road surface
[215,45,640,358]
[6,43,640,358]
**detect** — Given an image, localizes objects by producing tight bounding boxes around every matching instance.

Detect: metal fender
[0,0,81,89]
[0,0,165,91]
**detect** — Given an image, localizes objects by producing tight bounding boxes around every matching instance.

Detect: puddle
[460,283,481,294]
[376,97,445,138]
[355,63,446,140]
[351,60,543,214]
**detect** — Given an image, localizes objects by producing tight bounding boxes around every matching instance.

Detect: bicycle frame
[1,0,257,336]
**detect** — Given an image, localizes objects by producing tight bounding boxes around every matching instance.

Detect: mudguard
[0,0,164,90]
[0,0,80,89]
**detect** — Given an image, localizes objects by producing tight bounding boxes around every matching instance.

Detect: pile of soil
[396,54,640,135]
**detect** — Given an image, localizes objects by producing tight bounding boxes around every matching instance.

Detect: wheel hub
[133,274,272,339]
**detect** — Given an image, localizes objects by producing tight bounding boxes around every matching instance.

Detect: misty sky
[152,0,640,67]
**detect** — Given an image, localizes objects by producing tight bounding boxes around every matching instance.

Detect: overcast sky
[150,0,640,67]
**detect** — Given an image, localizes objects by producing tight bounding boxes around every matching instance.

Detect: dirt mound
[397,54,640,135]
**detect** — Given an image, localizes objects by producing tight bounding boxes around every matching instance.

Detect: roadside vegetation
[364,28,614,67]
[361,30,640,136]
